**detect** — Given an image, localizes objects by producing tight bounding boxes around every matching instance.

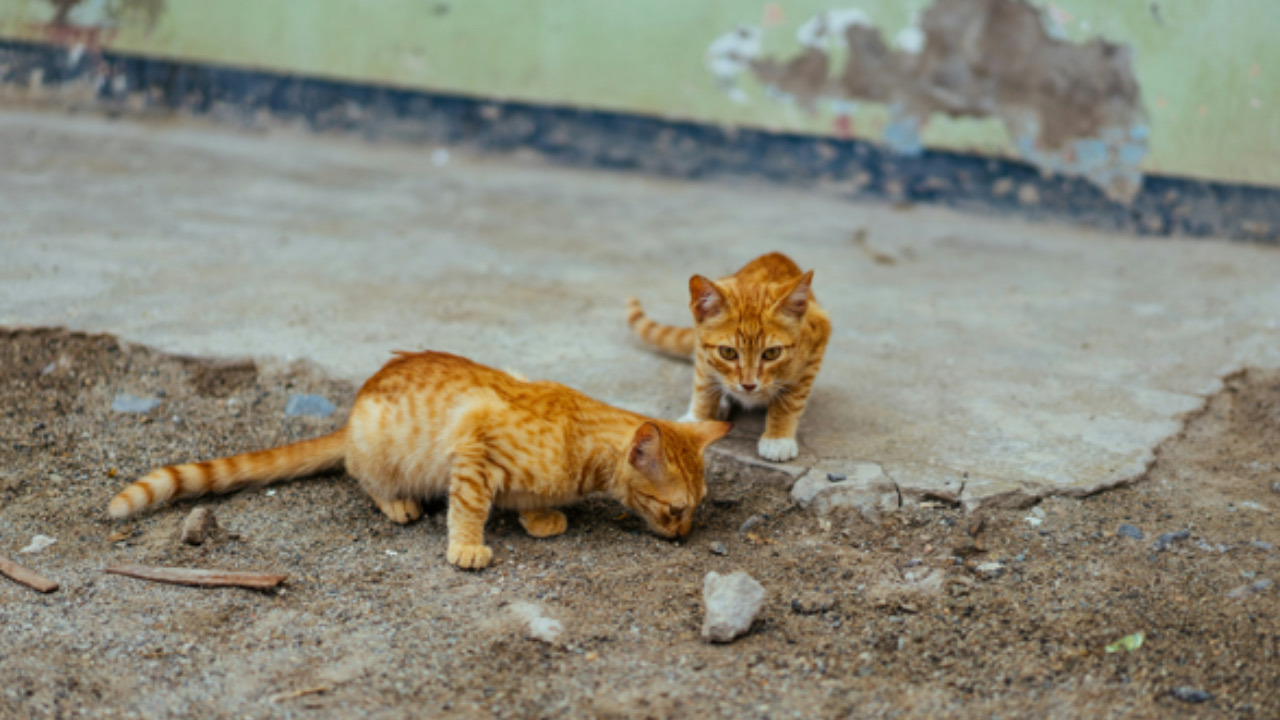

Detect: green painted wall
[1,0,1276,187]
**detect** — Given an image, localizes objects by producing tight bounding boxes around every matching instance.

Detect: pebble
[111,393,161,414]
[975,562,1004,579]
[1252,541,1273,551]
[180,507,219,546]
[826,473,846,483]
[790,592,836,615]
[708,541,727,556]
[509,602,563,645]
[1151,529,1189,552]
[285,394,336,418]
[738,515,764,535]
[1168,687,1213,704]
[1226,578,1272,599]
[1271,481,1280,494]
[19,534,57,554]
[1116,524,1144,540]
[702,571,765,643]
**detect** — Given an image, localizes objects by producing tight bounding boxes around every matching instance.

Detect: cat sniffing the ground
[627,252,830,462]
[108,351,732,569]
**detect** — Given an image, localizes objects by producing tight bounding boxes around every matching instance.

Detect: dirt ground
[1,327,1277,719]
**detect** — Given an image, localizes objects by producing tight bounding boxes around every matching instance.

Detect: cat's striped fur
[627,252,830,462]
[109,351,732,569]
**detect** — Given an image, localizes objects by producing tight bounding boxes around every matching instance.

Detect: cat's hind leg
[374,497,424,524]
[519,509,568,538]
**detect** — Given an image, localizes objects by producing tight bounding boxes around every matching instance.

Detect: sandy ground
[1,327,1278,719]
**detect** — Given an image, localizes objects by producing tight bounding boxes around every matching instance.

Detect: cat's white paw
[758,436,799,462]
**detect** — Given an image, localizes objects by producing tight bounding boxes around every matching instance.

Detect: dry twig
[104,564,287,589]
[0,553,60,593]
[269,686,329,703]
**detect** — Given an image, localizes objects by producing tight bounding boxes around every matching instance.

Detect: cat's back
[731,252,804,285]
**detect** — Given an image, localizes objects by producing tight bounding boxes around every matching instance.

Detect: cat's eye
[762,347,782,361]
[718,346,738,361]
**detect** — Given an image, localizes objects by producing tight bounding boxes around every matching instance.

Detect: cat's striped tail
[627,297,696,358]
[107,428,348,518]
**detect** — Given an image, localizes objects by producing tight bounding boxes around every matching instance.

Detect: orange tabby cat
[627,252,830,462]
[108,350,732,569]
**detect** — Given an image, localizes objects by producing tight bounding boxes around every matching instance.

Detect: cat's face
[689,270,814,403]
[622,420,732,538]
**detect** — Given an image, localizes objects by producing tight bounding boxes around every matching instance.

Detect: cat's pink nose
[741,383,757,392]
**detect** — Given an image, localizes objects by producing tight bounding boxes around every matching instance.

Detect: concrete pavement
[3,110,1279,510]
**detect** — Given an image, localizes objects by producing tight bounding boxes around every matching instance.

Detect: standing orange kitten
[108,351,732,569]
[627,252,830,462]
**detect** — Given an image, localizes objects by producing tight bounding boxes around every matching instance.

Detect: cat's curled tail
[107,429,347,518]
[626,297,696,358]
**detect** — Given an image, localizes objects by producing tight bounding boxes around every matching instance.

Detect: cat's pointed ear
[628,422,665,479]
[773,270,814,320]
[689,275,727,323]
[690,421,734,449]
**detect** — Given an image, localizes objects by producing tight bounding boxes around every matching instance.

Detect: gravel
[1116,523,1144,540]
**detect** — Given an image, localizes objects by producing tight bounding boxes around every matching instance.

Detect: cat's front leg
[445,458,497,569]
[519,509,568,538]
[759,383,815,462]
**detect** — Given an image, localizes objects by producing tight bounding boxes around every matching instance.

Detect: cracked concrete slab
[3,110,1280,511]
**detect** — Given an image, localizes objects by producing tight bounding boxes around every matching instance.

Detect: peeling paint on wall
[709,0,1149,202]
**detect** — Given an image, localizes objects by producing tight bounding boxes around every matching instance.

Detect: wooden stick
[0,553,60,593]
[104,564,287,590]
[269,686,329,703]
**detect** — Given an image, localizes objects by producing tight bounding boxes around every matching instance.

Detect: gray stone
[1252,541,1274,551]
[1168,687,1213,704]
[738,515,764,535]
[180,507,218,546]
[1227,578,1272,599]
[1271,481,1280,494]
[112,393,161,414]
[708,541,727,556]
[1116,523,1144,540]
[285,394,335,418]
[702,571,765,643]
[791,462,897,517]
[1152,529,1190,552]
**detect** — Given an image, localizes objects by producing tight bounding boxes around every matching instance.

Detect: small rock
[826,473,846,483]
[112,393,161,414]
[1117,524,1144,540]
[974,562,1004,579]
[285,394,335,418]
[1252,540,1273,551]
[1152,529,1189,552]
[702,571,765,643]
[738,515,764,535]
[708,541,727,556]
[1227,578,1272,599]
[19,534,57,554]
[180,507,219,546]
[1168,687,1213,704]
[509,602,563,645]
[791,592,836,615]
[1270,481,1280,494]
[1017,183,1040,206]
[1239,500,1269,512]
